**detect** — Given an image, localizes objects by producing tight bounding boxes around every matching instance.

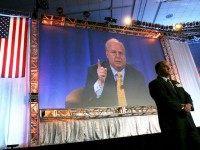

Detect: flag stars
[0,16,10,38]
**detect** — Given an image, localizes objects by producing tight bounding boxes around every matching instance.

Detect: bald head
[105,38,126,71]
[155,60,171,77]
[105,38,125,52]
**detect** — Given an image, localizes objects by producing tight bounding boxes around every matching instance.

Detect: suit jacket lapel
[123,65,130,91]
[104,62,116,86]
[157,77,177,95]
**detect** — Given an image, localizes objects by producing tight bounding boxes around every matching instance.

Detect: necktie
[167,79,173,87]
[167,79,177,93]
[116,72,127,107]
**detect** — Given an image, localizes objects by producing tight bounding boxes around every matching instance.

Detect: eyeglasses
[109,50,125,57]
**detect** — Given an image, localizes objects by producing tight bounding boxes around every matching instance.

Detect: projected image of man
[82,38,152,107]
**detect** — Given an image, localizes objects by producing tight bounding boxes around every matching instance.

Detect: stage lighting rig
[56,7,64,16]
[36,0,49,10]
[83,11,91,20]
[104,17,117,24]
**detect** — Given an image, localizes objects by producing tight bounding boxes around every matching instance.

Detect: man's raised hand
[97,59,107,85]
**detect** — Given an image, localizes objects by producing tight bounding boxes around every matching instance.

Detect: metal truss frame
[29,16,181,146]
[30,20,39,146]
[160,36,181,82]
[41,14,162,39]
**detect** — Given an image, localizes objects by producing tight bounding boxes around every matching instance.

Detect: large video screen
[39,24,164,109]
[189,42,200,76]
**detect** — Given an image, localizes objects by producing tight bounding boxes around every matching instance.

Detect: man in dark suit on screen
[82,38,152,107]
[148,60,200,150]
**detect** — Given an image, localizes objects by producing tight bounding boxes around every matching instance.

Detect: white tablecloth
[39,115,161,145]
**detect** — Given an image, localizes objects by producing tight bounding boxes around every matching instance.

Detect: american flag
[0,15,29,78]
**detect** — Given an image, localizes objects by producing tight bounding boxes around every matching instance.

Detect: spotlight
[188,35,194,40]
[135,20,141,26]
[56,7,64,16]
[195,21,199,26]
[155,24,159,29]
[173,23,183,32]
[123,16,132,26]
[36,0,49,10]
[104,17,117,24]
[141,22,146,27]
[83,11,91,20]
[186,22,190,27]
[151,23,155,28]
[160,25,164,30]
[146,22,150,27]
[32,7,38,19]
[169,25,173,30]
[165,26,169,31]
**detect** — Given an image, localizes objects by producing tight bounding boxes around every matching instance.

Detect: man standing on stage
[149,60,200,150]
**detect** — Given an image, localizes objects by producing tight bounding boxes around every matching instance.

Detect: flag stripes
[0,16,28,78]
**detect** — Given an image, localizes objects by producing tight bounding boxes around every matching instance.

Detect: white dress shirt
[94,66,125,98]
[161,76,169,82]
[161,76,174,87]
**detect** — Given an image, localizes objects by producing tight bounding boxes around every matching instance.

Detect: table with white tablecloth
[39,114,161,145]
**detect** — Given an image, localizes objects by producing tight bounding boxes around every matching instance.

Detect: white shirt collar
[161,76,170,82]
[110,65,125,81]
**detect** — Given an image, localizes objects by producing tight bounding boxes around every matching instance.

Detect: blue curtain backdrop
[39,25,164,108]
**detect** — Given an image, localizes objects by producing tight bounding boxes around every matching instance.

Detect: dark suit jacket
[148,76,196,133]
[82,61,153,107]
